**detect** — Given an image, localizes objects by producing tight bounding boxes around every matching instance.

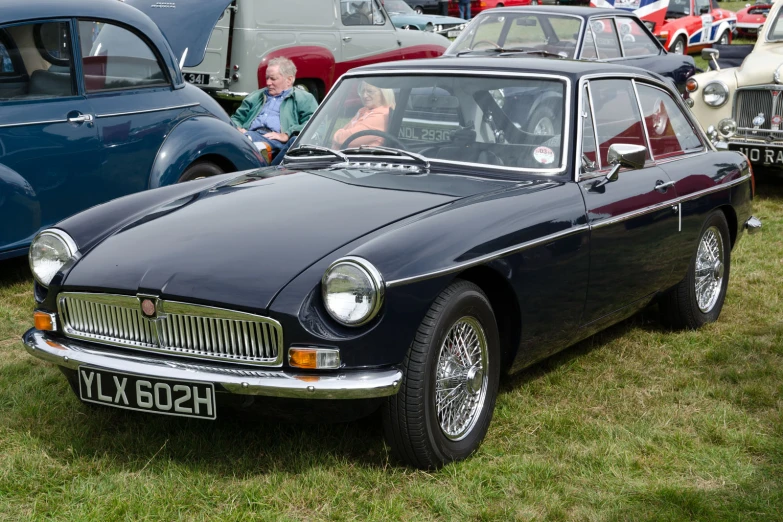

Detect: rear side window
[616,18,660,56]
[0,22,76,101]
[78,21,168,93]
[583,20,622,59]
[636,83,702,159]
[590,79,648,167]
[341,0,386,26]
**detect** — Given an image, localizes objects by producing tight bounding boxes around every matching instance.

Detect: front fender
[149,116,264,188]
[0,162,40,256]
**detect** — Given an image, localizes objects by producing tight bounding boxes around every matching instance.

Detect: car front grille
[734,87,783,141]
[58,292,283,366]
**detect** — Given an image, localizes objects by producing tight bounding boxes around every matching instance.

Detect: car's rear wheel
[382,280,500,469]
[530,0,539,5]
[660,210,731,329]
[178,160,224,183]
[415,5,424,14]
[672,35,687,54]
[528,102,559,136]
[718,30,730,45]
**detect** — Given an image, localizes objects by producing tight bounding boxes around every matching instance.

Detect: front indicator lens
[29,230,77,288]
[289,347,340,369]
[322,257,384,326]
[686,78,698,92]
[703,81,729,107]
[34,311,57,332]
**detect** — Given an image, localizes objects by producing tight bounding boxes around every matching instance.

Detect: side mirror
[702,48,720,70]
[605,143,647,182]
[699,6,710,14]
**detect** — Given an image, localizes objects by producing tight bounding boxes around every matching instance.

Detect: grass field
[0,175,781,520]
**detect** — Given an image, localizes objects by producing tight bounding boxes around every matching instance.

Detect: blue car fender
[0,163,41,258]
[149,115,264,188]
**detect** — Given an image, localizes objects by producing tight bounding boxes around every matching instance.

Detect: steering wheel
[340,129,404,149]
[471,40,501,50]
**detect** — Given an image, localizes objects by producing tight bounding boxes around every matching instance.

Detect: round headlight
[774,63,783,84]
[322,257,384,326]
[28,229,77,287]
[703,81,729,107]
[718,118,737,138]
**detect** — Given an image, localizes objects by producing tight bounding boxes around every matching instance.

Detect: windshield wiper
[285,144,348,163]
[457,46,566,59]
[341,145,430,170]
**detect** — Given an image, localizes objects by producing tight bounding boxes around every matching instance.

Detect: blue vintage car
[0,0,264,260]
[23,57,760,469]
[385,0,468,36]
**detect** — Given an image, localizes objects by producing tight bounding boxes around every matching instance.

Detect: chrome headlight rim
[28,228,78,288]
[703,80,729,107]
[321,256,385,327]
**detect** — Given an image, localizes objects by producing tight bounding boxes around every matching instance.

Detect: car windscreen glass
[294,74,567,173]
[666,0,691,17]
[766,7,783,41]
[449,12,582,58]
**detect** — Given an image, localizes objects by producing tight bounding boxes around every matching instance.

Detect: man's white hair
[268,57,297,78]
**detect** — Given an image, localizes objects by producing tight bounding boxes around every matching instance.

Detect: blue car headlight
[322,257,384,326]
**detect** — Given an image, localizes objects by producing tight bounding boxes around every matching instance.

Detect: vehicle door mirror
[702,48,720,70]
[605,143,647,182]
[699,6,710,14]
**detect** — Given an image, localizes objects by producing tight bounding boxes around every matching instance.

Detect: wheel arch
[717,203,738,249]
[455,264,521,373]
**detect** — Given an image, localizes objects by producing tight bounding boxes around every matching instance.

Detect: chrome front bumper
[23,329,402,400]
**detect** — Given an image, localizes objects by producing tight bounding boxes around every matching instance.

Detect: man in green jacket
[230,57,318,165]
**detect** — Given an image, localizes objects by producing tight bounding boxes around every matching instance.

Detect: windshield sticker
[533,146,555,165]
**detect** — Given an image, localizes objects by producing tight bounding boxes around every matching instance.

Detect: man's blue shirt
[249,88,291,133]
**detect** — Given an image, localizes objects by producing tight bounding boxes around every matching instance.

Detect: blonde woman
[332,82,396,149]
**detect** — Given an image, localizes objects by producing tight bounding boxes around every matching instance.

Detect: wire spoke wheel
[694,226,724,313]
[435,317,488,440]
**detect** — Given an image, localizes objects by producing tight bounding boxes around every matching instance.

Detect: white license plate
[730,144,783,165]
[78,367,216,419]
[447,30,461,38]
[184,73,210,85]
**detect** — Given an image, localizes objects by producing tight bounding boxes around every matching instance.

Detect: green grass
[1,176,782,520]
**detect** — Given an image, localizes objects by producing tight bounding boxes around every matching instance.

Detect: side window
[341,0,386,26]
[616,18,660,56]
[636,83,703,159]
[590,79,648,167]
[581,25,598,59]
[581,85,599,173]
[0,22,76,101]
[78,21,168,93]
[593,20,622,59]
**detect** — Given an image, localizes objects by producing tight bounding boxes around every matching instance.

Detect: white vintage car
[687,0,783,167]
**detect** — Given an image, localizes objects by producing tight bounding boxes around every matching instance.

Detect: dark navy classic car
[0,0,264,260]
[23,57,761,469]
[445,6,697,93]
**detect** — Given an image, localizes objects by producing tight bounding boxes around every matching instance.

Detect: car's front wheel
[671,35,687,55]
[382,280,500,469]
[718,30,730,45]
[660,210,731,329]
[178,160,224,182]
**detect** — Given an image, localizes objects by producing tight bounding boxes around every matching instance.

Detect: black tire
[178,160,224,183]
[671,35,687,55]
[528,102,560,136]
[718,30,729,45]
[295,79,320,101]
[660,211,731,330]
[382,280,501,469]
[415,6,424,14]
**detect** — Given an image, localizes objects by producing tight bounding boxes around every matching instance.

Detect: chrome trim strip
[386,224,590,287]
[0,118,68,129]
[632,79,656,161]
[590,174,751,230]
[23,329,402,400]
[95,102,199,118]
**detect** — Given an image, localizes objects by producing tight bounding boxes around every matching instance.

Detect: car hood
[124,0,231,68]
[63,168,514,312]
[736,45,783,85]
[391,14,466,24]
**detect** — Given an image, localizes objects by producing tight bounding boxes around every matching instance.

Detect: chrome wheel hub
[695,226,724,313]
[435,317,489,441]
[534,117,554,135]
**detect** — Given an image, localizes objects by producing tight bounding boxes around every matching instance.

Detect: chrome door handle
[342,36,352,42]
[655,179,675,192]
[68,114,94,124]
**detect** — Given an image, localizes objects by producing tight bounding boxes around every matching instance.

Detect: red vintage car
[735,2,772,37]
[654,0,737,54]
[448,0,542,18]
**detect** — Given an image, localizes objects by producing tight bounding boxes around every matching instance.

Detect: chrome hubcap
[674,41,684,54]
[695,226,724,313]
[435,317,489,441]
[534,117,554,135]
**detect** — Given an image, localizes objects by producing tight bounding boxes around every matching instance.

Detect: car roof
[479,5,640,19]
[355,56,665,85]
[3,0,181,85]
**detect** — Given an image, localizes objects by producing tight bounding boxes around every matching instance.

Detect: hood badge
[138,295,160,319]
[752,112,766,134]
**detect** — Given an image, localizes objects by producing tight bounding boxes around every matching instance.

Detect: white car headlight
[322,257,384,326]
[29,229,77,287]
[703,81,729,107]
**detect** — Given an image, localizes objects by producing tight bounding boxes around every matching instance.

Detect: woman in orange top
[332,82,396,149]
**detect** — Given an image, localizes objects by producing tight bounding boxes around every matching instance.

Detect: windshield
[666,0,691,17]
[383,0,415,14]
[448,12,582,59]
[292,74,568,173]
[767,5,783,40]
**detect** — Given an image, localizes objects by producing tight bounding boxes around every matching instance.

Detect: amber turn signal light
[288,347,340,369]
[34,311,57,332]
[686,78,698,93]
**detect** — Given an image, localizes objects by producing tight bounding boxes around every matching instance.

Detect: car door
[338,0,401,73]
[0,19,101,255]
[695,0,713,43]
[75,19,188,198]
[577,78,680,326]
